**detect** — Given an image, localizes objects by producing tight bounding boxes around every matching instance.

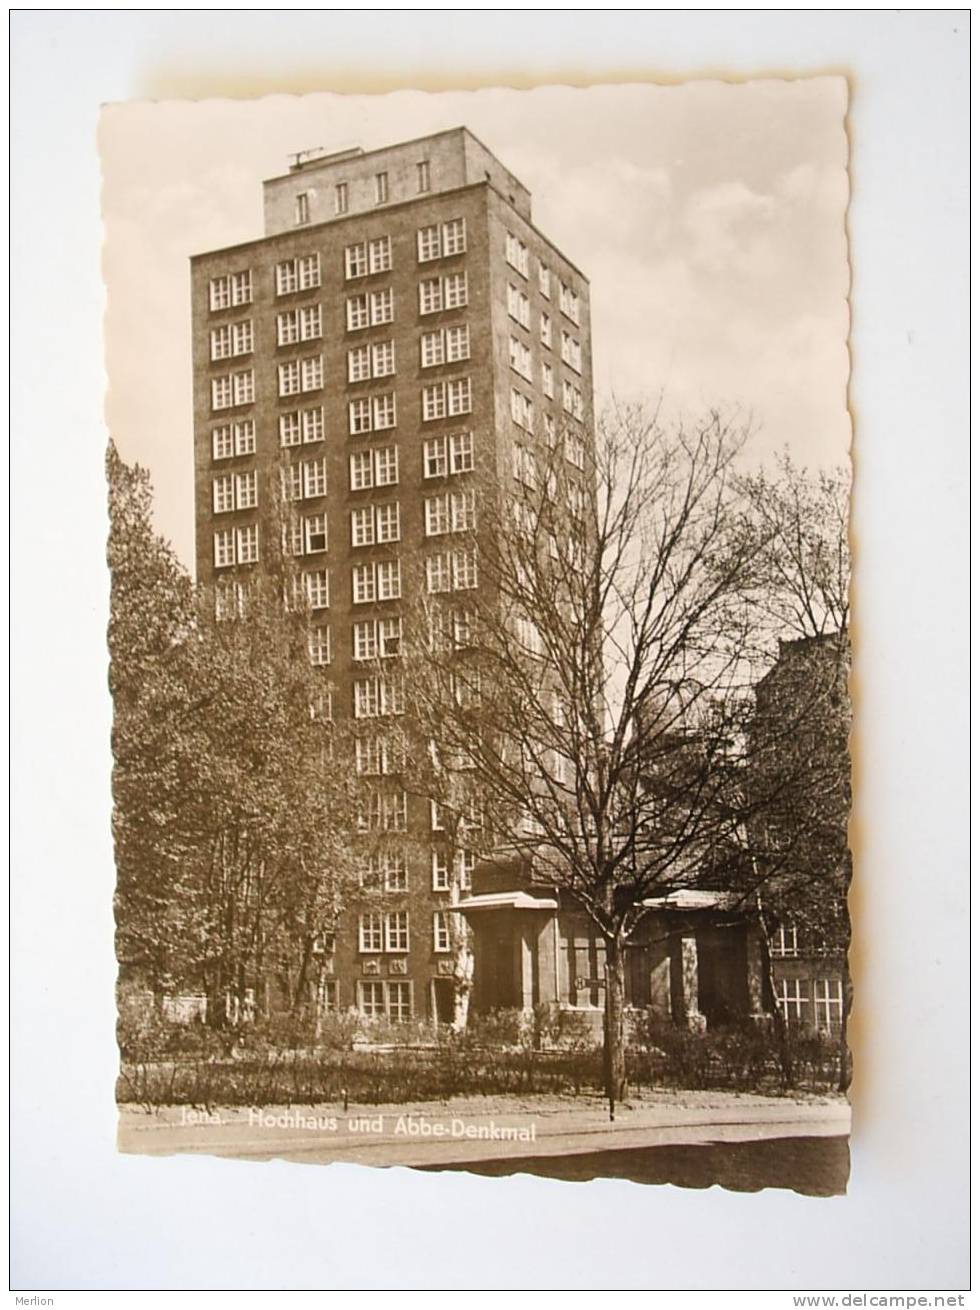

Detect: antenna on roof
[288,147,326,170]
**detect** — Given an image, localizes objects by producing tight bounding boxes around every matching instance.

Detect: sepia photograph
[104,82,852,1195]
[10,8,969,1297]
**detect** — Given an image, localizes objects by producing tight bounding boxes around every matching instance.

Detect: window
[357,676,402,720]
[351,560,402,605]
[420,324,470,367]
[302,457,327,498]
[213,529,235,568]
[347,339,396,383]
[776,979,810,1024]
[417,159,431,193]
[345,235,392,279]
[509,337,532,380]
[358,849,406,890]
[513,444,537,486]
[510,388,533,432]
[561,331,582,373]
[371,340,395,377]
[542,361,555,399]
[351,507,373,547]
[357,980,412,1020]
[419,272,468,314]
[417,217,467,263]
[235,470,258,509]
[814,979,844,1032]
[359,913,384,953]
[423,431,473,477]
[209,270,252,311]
[356,735,398,777]
[373,392,397,430]
[278,407,323,447]
[444,273,467,309]
[278,354,323,397]
[211,370,254,411]
[295,192,310,225]
[375,172,389,205]
[210,320,253,360]
[372,445,395,487]
[353,503,400,546]
[212,474,234,514]
[214,580,247,622]
[456,850,474,890]
[538,263,551,299]
[348,393,396,435]
[424,490,476,536]
[353,616,402,661]
[281,464,303,502]
[432,851,450,892]
[433,912,451,953]
[358,979,385,1016]
[276,304,322,346]
[505,231,530,276]
[335,182,348,215]
[302,568,330,610]
[355,788,408,830]
[506,284,530,329]
[304,513,328,553]
[426,549,477,592]
[385,911,409,952]
[540,313,552,349]
[562,379,584,421]
[560,280,581,324]
[349,445,399,491]
[236,524,259,564]
[417,225,441,263]
[515,613,543,655]
[565,432,586,470]
[276,254,321,296]
[422,378,472,421]
[771,925,799,958]
[211,420,255,460]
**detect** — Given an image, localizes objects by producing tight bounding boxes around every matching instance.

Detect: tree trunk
[603,938,626,1120]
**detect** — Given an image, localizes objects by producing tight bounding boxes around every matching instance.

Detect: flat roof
[263,125,530,198]
[189,178,590,283]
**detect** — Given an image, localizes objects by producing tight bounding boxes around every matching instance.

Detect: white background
[9,9,970,1295]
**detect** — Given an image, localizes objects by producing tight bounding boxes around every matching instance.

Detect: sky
[100,79,851,570]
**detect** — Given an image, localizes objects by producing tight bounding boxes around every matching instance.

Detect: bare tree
[732,455,852,1085]
[405,403,762,1114]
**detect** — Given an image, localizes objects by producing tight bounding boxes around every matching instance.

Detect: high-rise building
[190,127,594,1024]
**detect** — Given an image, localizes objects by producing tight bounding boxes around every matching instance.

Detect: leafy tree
[109,443,360,1025]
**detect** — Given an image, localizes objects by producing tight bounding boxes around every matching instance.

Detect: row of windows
[353,848,474,892]
[297,161,436,230]
[246,551,477,602]
[505,232,581,324]
[215,375,474,429]
[357,910,462,955]
[213,432,476,492]
[210,256,467,319]
[210,231,578,330]
[212,307,476,378]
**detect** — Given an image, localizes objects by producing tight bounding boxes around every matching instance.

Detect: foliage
[108,442,360,1021]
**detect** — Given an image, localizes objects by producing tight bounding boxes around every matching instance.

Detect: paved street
[119,1090,850,1192]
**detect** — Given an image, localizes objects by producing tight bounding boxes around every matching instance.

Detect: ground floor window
[776,978,810,1024]
[317,979,339,1014]
[813,978,843,1032]
[357,980,413,1022]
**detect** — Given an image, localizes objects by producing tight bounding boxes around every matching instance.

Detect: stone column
[680,934,707,1033]
[744,922,769,1022]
